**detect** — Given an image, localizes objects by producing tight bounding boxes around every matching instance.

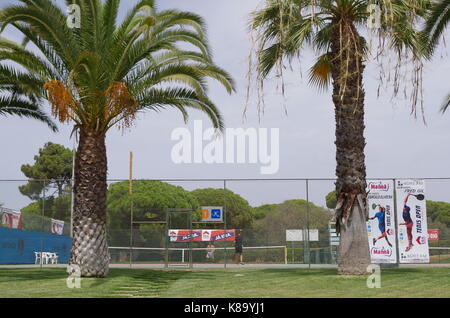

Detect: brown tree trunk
[69,128,109,277]
[330,22,370,275]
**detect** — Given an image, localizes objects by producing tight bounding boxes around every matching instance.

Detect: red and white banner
[366,180,397,264]
[168,229,235,242]
[395,179,430,263]
[51,219,65,235]
[0,208,22,229]
[428,229,440,241]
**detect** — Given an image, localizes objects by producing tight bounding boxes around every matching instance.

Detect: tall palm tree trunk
[70,128,109,277]
[330,22,370,275]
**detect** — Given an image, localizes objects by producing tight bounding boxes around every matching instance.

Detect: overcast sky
[1,0,450,209]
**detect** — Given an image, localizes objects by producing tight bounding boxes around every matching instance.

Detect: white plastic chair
[36,252,58,265]
[42,252,51,264]
[49,253,58,264]
[34,252,42,264]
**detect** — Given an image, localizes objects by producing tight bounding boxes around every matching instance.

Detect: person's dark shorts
[235,247,242,254]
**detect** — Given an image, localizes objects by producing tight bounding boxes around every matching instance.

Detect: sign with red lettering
[168,229,235,242]
[428,229,439,241]
[367,180,397,264]
[395,179,429,263]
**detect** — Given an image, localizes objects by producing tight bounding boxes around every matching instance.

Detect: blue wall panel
[0,227,72,264]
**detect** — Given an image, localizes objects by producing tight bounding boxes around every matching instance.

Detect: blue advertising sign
[201,206,223,222]
[0,227,72,264]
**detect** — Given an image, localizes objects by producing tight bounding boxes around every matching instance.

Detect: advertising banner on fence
[395,179,429,263]
[0,208,22,229]
[366,180,397,263]
[51,219,65,235]
[201,206,223,222]
[0,227,71,264]
[428,229,439,241]
[286,229,319,242]
[169,229,235,242]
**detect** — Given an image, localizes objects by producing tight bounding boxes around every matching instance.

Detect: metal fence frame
[1,177,449,267]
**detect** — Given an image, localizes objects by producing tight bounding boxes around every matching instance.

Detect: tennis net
[109,245,288,265]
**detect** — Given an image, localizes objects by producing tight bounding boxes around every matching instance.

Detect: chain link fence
[0,178,449,266]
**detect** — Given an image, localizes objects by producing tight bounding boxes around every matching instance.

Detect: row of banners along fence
[0,178,449,267]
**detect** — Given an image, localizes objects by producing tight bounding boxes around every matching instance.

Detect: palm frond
[135,87,224,131]
[0,95,57,131]
[0,1,79,67]
[308,53,332,92]
[424,0,450,54]
[441,93,450,113]
[250,0,318,80]
[0,0,233,133]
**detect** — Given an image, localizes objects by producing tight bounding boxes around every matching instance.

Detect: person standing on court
[234,230,244,265]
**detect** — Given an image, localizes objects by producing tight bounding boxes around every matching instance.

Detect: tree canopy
[0,0,235,134]
[325,190,337,210]
[106,180,200,248]
[252,199,332,246]
[19,142,73,200]
[19,142,73,225]
[427,201,450,226]
[107,180,199,231]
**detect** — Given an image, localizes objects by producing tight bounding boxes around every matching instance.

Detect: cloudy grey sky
[1,0,449,210]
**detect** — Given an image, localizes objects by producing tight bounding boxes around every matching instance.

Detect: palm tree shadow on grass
[88,268,219,290]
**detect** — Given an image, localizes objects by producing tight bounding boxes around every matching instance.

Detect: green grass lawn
[0,267,449,298]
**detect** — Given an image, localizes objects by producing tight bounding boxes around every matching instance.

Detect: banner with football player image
[395,179,429,263]
[366,180,397,263]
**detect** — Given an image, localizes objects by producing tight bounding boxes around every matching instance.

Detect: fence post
[129,199,133,268]
[223,179,227,269]
[129,152,133,268]
[40,180,46,269]
[189,208,193,269]
[392,178,400,268]
[306,179,311,269]
[164,208,168,269]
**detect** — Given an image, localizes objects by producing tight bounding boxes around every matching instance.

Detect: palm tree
[249,0,430,274]
[0,0,234,277]
[0,58,56,130]
[424,0,450,111]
